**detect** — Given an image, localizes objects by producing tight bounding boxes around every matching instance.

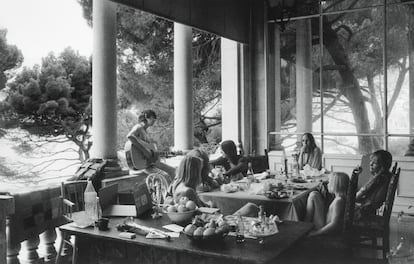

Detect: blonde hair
[173,155,203,190]
[328,172,349,197]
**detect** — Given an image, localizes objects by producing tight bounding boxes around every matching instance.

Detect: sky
[0,0,92,68]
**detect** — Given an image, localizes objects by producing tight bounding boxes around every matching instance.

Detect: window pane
[387,4,413,136]
[277,18,320,142]
[323,135,383,154]
[322,0,383,13]
[322,9,384,153]
[388,137,412,156]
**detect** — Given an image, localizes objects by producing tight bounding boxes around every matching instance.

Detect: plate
[292,184,308,190]
[290,177,307,183]
[264,191,289,199]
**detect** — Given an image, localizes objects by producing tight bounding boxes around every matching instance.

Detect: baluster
[40,229,57,263]
[22,235,44,264]
[6,217,21,264]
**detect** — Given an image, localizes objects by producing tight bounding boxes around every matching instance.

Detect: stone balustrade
[1,187,67,264]
[0,173,146,264]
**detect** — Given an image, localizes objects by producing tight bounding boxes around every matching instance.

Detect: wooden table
[60,213,313,264]
[199,178,323,220]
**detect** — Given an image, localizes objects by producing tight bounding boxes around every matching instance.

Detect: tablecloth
[7,186,65,244]
[199,180,320,221]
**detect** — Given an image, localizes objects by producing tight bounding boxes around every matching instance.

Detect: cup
[97,217,109,231]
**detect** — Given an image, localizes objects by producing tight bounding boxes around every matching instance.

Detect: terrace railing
[2,187,68,264]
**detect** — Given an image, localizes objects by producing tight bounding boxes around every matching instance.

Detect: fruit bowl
[165,209,196,224]
[184,228,229,244]
[183,214,230,244]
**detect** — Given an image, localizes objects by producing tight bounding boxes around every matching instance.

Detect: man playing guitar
[125,110,176,183]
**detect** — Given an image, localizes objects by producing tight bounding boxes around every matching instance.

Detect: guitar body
[124,141,148,170]
[124,138,183,171]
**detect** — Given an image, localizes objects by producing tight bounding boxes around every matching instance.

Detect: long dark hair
[221,140,238,164]
[302,132,317,151]
[138,110,157,124]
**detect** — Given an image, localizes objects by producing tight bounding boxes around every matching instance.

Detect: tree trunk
[323,20,377,153]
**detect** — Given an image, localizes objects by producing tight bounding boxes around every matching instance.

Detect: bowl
[165,209,196,224]
[184,228,229,244]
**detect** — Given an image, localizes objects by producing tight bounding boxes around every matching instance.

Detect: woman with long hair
[297,133,322,170]
[165,155,208,207]
[210,140,248,181]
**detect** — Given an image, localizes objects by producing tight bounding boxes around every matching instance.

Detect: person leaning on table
[186,148,219,192]
[297,132,322,170]
[209,140,248,182]
[354,149,393,221]
[164,155,210,207]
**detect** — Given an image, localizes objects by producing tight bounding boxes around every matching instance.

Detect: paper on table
[146,231,180,239]
[198,207,220,214]
[163,224,184,232]
[166,232,180,238]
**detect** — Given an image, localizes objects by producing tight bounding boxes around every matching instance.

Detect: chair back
[146,172,170,204]
[382,168,400,225]
[61,180,88,216]
[343,167,360,233]
[247,149,269,173]
[391,162,398,175]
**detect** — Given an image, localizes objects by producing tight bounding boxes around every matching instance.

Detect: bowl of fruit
[183,214,231,244]
[164,196,197,224]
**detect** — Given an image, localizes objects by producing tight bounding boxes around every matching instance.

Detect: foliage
[78,1,222,149]
[0,29,23,90]
[2,47,92,161]
[279,1,414,153]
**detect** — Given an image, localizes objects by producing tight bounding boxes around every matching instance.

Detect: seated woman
[209,140,248,182]
[305,172,349,236]
[164,155,209,207]
[297,133,322,170]
[355,149,392,220]
[186,148,219,192]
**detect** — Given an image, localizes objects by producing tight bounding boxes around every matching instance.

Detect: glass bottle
[246,162,255,188]
[236,214,245,243]
[84,180,98,222]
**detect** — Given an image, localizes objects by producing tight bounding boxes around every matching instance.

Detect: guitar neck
[155,151,181,157]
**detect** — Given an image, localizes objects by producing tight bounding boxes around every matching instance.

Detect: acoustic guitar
[124,138,183,170]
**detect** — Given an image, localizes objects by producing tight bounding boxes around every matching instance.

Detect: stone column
[221,38,241,144]
[273,25,282,150]
[296,19,313,135]
[91,0,127,177]
[250,1,268,155]
[92,0,117,159]
[174,23,193,151]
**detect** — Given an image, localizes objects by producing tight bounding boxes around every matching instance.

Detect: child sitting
[305,172,349,236]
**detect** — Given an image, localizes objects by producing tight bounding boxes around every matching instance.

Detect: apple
[193,227,205,237]
[184,224,197,235]
[167,205,177,213]
[179,196,189,205]
[185,200,196,211]
[177,204,188,213]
